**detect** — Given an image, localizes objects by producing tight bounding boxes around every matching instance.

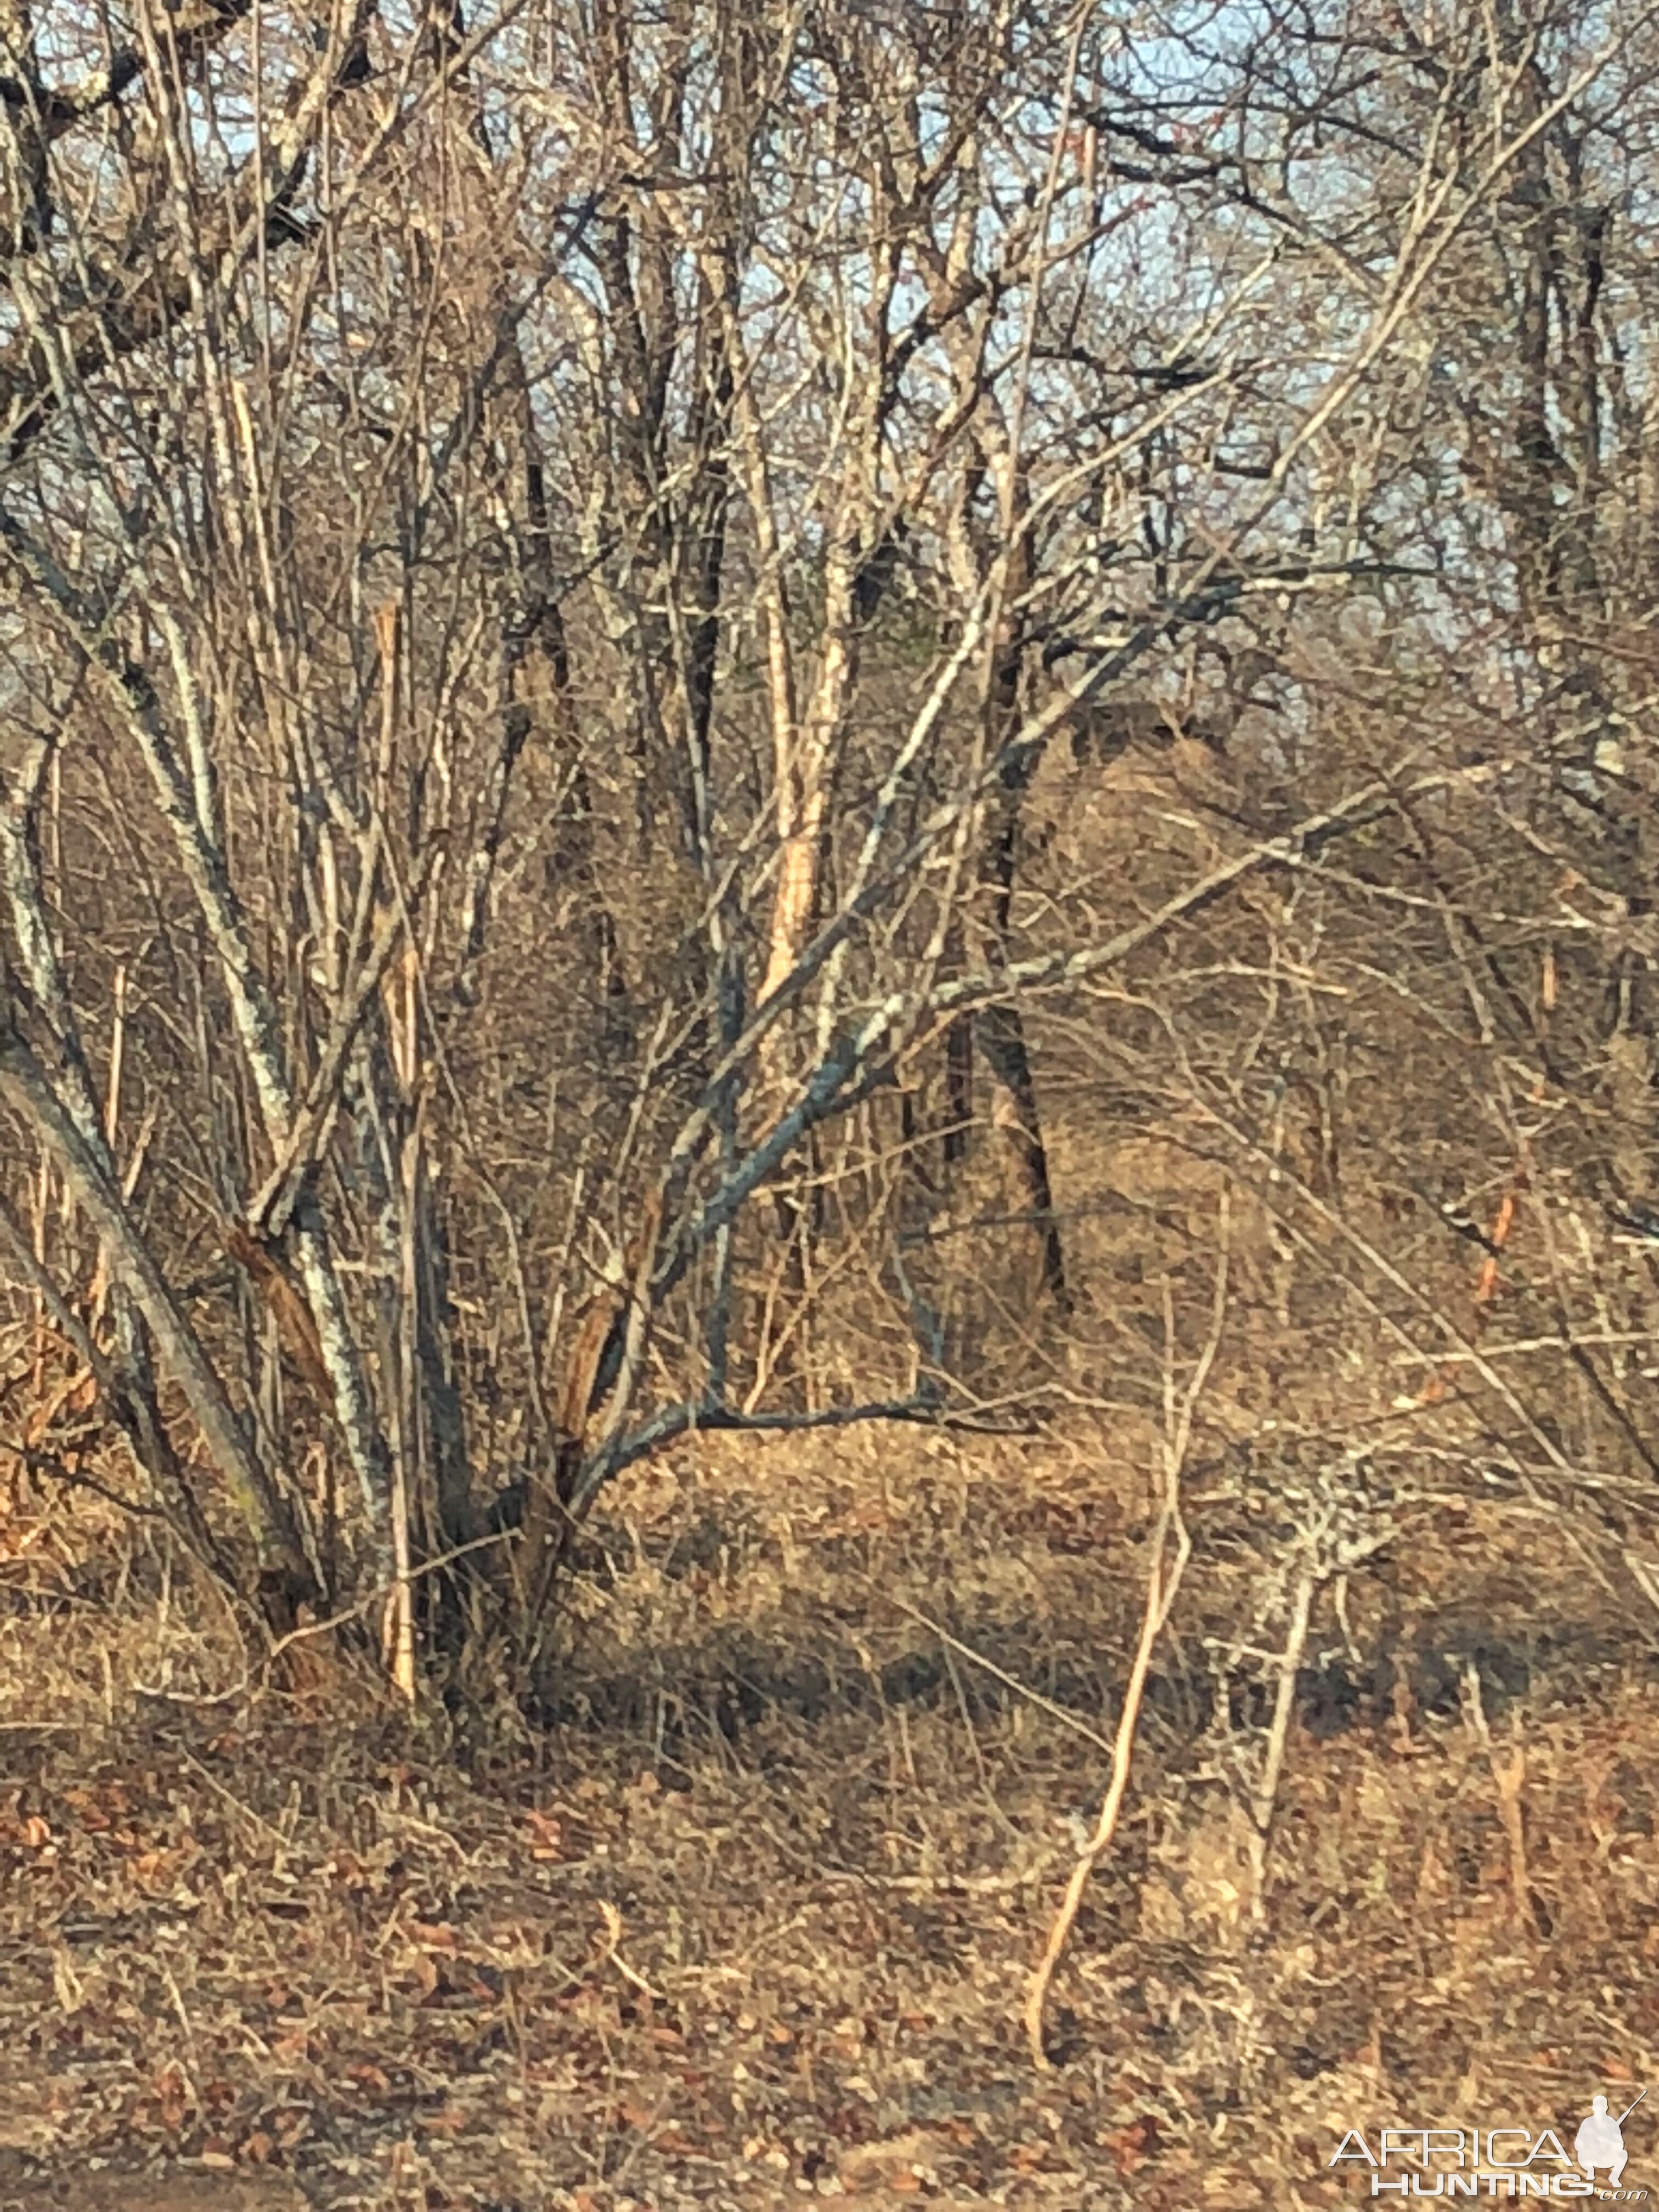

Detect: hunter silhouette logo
[1329,2090,1650,2196]
[1578,2093,1645,2192]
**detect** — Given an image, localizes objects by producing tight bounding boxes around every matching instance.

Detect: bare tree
[4,0,1658,1709]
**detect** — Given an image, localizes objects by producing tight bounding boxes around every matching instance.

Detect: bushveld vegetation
[4,0,1659,2202]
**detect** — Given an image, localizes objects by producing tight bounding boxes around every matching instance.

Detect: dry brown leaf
[1101,2114,1162,2174]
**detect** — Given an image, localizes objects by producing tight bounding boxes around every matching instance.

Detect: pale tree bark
[1,728,262,1574]
[0,1006,308,1584]
[2,529,395,1548]
[3,0,1651,1699]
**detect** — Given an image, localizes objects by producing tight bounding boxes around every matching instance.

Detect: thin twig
[1247,1566,1317,1917]
[596,1900,664,2002]
[131,1530,512,1707]
[1024,1195,1229,2068]
[882,1591,1114,1756]
[1462,1661,1539,1938]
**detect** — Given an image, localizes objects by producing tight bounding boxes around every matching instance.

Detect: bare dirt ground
[3,1426,1657,2211]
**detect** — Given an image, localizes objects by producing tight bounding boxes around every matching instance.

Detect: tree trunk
[0,1017,310,1584]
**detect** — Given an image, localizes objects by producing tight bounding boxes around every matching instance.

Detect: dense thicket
[3,0,1658,1697]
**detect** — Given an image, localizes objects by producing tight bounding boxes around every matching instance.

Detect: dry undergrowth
[2,1424,1657,2211]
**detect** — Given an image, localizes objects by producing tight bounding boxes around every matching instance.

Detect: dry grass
[2,1422,1657,2211]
